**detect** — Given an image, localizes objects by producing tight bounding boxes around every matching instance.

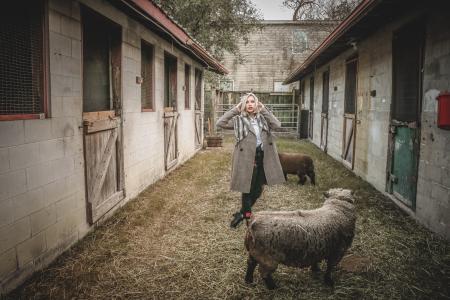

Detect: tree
[154,0,262,61]
[283,0,360,21]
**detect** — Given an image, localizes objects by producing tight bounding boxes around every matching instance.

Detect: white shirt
[250,117,262,148]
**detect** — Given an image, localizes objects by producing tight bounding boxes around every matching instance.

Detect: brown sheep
[244,188,356,290]
[278,152,316,185]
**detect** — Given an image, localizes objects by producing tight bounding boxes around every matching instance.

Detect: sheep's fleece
[244,188,356,284]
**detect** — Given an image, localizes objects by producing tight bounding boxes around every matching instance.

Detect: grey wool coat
[216,106,285,193]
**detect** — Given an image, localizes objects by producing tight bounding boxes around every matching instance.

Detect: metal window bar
[0,3,43,115]
[215,103,299,134]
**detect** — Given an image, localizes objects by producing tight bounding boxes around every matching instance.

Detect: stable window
[184,64,191,109]
[300,80,306,107]
[141,41,154,111]
[0,1,48,120]
[194,68,202,111]
[274,81,290,92]
[322,70,330,113]
[82,8,121,113]
[164,53,177,109]
[292,29,308,54]
[344,59,357,114]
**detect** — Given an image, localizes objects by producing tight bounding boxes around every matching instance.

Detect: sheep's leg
[245,255,258,284]
[311,262,320,273]
[259,263,278,290]
[283,172,288,181]
[324,258,337,287]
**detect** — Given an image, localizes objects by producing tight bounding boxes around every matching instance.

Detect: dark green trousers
[241,146,266,217]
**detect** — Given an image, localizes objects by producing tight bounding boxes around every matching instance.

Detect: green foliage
[283,0,360,20]
[153,0,262,61]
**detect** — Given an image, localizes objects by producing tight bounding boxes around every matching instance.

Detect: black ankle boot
[230,212,243,228]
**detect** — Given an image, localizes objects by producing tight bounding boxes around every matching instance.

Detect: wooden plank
[343,119,354,160]
[90,190,124,224]
[85,118,119,134]
[83,111,115,122]
[88,129,118,206]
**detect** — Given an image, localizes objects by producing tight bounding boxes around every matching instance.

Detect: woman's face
[245,96,256,114]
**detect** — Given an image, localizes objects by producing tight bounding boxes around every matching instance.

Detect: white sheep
[244,188,356,289]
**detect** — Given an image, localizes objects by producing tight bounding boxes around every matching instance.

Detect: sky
[252,0,293,20]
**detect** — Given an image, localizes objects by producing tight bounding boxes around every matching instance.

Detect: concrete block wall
[417,10,450,240]
[301,10,450,240]
[1,0,207,292]
[221,21,334,92]
[0,0,86,291]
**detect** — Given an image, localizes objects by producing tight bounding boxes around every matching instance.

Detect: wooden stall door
[320,70,330,152]
[308,77,314,139]
[82,8,124,224]
[388,20,424,209]
[342,58,357,169]
[164,111,179,170]
[194,69,203,149]
[164,53,178,170]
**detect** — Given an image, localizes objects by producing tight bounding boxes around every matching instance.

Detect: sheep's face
[324,188,355,204]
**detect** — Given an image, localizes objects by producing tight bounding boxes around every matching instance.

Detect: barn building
[0,0,226,292]
[284,0,450,240]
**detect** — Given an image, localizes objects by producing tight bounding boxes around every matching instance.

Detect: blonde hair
[239,92,260,117]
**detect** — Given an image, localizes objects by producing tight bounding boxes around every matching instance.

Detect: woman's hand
[236,102,243,112]
[258,102,265,110]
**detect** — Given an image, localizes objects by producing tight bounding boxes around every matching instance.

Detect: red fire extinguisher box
[436,91,450,130]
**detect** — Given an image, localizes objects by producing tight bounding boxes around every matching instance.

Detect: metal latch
[390,174,398,184]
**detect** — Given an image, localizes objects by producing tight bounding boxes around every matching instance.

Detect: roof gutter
[283,0,381,84]
[123,0,228,74]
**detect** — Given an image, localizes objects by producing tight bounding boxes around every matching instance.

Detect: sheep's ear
[323,191,330,197]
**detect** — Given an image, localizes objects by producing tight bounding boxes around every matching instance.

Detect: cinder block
[62,96,82,117]
[48,9,61,33]
[0,217,31,254]
[51,117,78,139]
[40,139,64,162]
[71,39,81,59]
[61,16,81,40]
[0,199,13,229]
[62,135,83,157]
[55,191,83,221]
[26,161,55,191]
[431,182,449,201]
[30,205,57,236]
[45,215,79,251]
[49,31,71,57]
[442,168,450,188]
[24,119,52,144]
[51,54,81,78]
[50,74,72,96]
[0,121,25,147]
[12,188,46,222]
[0,148,9,174]
[0,169,27,202]
[0,248,17,279]
[52,157,74,179]
[16,232,47,267]
[49,0,71,17]
[9,142,41,170]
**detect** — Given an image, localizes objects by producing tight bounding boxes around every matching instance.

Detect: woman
[216,93,285,228]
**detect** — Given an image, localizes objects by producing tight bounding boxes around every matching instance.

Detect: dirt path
[8,137,450,299]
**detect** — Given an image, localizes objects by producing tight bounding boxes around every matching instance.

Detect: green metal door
[389,19,424,209]
[390,123,419,207]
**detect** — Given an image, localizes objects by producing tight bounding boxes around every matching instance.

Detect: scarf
[233,114,269,144]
